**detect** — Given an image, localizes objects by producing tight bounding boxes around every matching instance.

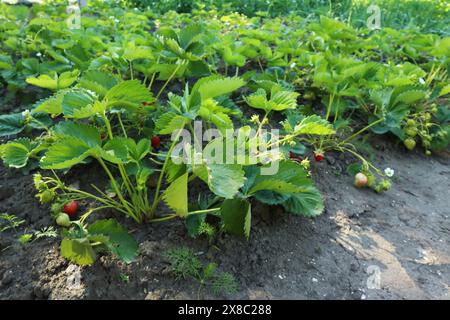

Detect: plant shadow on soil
[0,137,449,300]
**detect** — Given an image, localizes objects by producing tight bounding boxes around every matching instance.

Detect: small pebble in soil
[1,270,14,286]
[145,289,165,300]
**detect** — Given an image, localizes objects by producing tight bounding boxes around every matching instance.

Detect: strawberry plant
[0,0,449,268]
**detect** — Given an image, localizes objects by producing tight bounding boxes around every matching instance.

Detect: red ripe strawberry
[142,101,150,106]
[151,136,161,149]
[289,151,301,162]
[63,200,78,218]
[314,151,324,162]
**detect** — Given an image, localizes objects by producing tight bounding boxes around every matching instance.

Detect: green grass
[127,0,450,35]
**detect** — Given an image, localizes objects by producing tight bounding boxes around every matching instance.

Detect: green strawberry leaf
[53,121,101,148]
[60,238,96,266]
[293,115,335,135]
[104,80,153,110]
[78,70,119,98]
[1,138,35,168]
[40,137,94,169]
[220,198,251,238]
[205,164,246,199]
[0,113,25,137]
[88,219,138,263]
[155,112,187,134]
[162,172,188,217]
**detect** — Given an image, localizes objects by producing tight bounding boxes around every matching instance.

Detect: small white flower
[115,19,120,23]
[109,16,115,19]
[290,62,296,69]
[36,52,42,57]
[384,167,394,177]
[419,78,425,85]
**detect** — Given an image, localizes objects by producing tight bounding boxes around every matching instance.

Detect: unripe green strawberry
[375,184,383,193]
[380,179,391,191]
[304,92,315,100]
[366,173,376,187]
[39,190,54,203]
[404,138,416,150]
[56,213,71,228]
[405,127,418,137]
[406,119,416,127]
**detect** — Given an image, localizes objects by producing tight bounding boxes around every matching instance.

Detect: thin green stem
[148,56,160,90]
[325,92,335,121]
[156,61,183,100]
[149,214,177,223]
[97,157,139,222]
[65,187,129,215]
[102,113,134,199]
[102,113,114,139]
[257,58,264,73]
[148,128,184,219]
[79,205,115,224]
[188,208,221,215]
[129,61,134,80]
[117,113,127,138]
[339,118,384,146]
[340,146,382,175]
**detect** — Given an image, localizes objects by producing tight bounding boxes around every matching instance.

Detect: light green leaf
[269,90,299,110]
[78,70,119,98]
[244,88,268,110]
[197,77,245,101]
[178,24,203,49]
[293,115,335,135]
[60,238,96,266]
[206,164,245,199]
[58,70,80,89]
[1,138,33,168]
[53,121,101,148]
[155,112,187,134]
[102,138,130,164]
[162,172,188,217]
[40,137,94,169]
[220,198,251,238]
[123,46,154,61]
[26,70,79,90]
[439,84,450,97]
[245,88,298,112]
[124,138,151,162]
[26,74,58,90]
[394,90,426,105]
[61,89,97,118]
[104,80,153,110]
[33,92,65,115]
[0,55,13,70]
